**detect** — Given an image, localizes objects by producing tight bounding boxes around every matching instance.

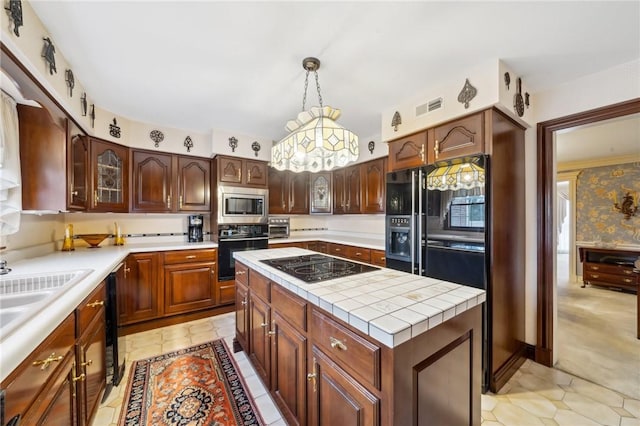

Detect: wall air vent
[415,97,443,116]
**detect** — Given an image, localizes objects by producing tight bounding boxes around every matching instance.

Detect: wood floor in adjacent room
[95,305,640,425]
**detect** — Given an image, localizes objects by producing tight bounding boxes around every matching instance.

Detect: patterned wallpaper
[576,162,640,244]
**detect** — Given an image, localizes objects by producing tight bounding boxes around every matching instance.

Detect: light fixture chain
[314,70,323,107]
[302,70,310,111]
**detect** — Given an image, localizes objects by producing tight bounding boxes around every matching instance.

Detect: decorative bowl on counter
[77,233,110,248]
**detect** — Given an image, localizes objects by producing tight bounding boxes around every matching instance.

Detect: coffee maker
[188,215,204,242]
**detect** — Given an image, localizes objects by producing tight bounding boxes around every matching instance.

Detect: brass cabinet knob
[87,300,104,308]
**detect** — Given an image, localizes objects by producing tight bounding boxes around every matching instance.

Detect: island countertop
[234,247,486,348]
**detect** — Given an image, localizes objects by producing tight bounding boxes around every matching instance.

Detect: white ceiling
[29,1,640,145]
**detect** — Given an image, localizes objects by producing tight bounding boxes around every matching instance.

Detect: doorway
[536,98,640,394]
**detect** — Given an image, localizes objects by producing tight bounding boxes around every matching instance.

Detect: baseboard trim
[525,343,536,360]
[121,304,234,335]
[491,343,527,392]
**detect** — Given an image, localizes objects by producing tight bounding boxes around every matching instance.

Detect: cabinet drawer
[346,246,371,263]
[249,269,270,302]
[1,314,75,421]
[584,262,634,276]
[370,249,386,267]
[311,309,381,389]
[77,281,106,336]
[271,284,307,331]
[163,248,216,264]
[235,262,249,286]
[328,243,350,259]
[584,271,637,288]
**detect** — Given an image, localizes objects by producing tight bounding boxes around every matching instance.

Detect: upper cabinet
[387,131,427,171]
[268,168,309,214]
[427,111,485,163]
[216,155,268,188]
[309,172,332,214]
[132,149,210,213]
[17,104,67,212]
[89,138,129,212]
[67,122,89,211]
[333,157,385,214]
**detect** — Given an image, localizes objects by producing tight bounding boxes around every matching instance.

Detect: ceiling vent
[415,97,443,116]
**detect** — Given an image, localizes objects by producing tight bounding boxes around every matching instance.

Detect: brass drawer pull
[624,278,633,283]
[81,359,93,367]
[241,299,247,306]
[87,300,104,308]
[590,266,599,270]
[236,270,246,275]
[330,336,347,351]
[268,330,276,336]
[185,255,197,259]
[72,373,86,383]
[260,322,268,328]
[591,274,600,279]
[307,357,318,392]
[33,353,63,370]
[624,270,632,275]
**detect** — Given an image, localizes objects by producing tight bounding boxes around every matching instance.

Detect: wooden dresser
[578,246,639,293]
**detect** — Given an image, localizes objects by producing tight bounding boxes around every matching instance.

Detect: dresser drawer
[235,262,249,286]
[271,284,307,331]
[311,308,381,389]
[584,262,634,276]
[249,269,270,302]
[163,248,216,264]
[584,270,637,289]
[1,314,76,420]
[76,280,106,336]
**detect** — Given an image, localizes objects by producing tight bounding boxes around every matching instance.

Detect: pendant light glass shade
[271,106,358,173]
[426,162,485,191]
[271,57,359,173]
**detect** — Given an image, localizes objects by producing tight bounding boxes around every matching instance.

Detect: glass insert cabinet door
[90,138,129,212]
[310,172,332,214]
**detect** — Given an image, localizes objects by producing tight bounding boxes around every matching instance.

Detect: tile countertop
[234,247,486,349]
[0,241,217,382]
[270,230,385,251]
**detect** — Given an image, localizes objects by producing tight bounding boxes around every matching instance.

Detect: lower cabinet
[234,261,483,426]
[1,282,108,426]
[120,252,161,325]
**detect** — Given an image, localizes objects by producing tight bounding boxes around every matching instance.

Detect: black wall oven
[217,224,269,281]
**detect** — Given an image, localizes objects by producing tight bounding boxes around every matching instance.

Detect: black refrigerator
[385,154,491,390]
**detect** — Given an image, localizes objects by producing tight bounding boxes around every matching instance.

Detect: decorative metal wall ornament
[5,0,23,37]
[251,141,261,157]
[80,92,87,116]
[457,78,477,109]
[89,104,95,128]
[368,141,375,154]
[504,72,511,90]
[65,69,75,97]
[42,37,57,74]
[391,111,402,132]
[228,136,238,152]
[514,78,525,117]
[109,118,121,138]
[149,130,164,147]
[184,136,193,152]
[525,92,530,108]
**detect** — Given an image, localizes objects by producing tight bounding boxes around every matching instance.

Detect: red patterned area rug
[118,339,264,425]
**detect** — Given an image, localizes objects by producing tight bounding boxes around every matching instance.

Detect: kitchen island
[234,248,485,426]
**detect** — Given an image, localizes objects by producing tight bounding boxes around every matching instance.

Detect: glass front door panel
[97,149,123,204]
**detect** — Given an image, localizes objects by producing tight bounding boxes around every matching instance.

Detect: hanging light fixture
[271,57,358,173]
[426,160,485,191]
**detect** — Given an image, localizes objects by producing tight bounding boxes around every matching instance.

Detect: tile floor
[96,312,640,426]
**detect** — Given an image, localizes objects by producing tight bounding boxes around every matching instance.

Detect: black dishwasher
[103,263,126,399]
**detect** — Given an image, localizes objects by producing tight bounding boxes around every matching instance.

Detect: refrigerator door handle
[418,169,423,275]
[410,170,415,274]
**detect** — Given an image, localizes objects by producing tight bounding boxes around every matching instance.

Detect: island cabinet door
[307,345,380,426]
[270,312,307,426]
[235,281,249,352]
[249,293,271,387]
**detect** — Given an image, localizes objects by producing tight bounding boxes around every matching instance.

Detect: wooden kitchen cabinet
[427,111,485,163]
[75,282,107,426]
[18,104,68,212]
[310,172,332,214]
[387,130,427,171]
[333,166,360,214]
[268,168,310,214]
[120,252,161,325]
[370,249,386,267]
[67,122,89,211]
[249,284,271,386]
[361,157,386,213]
[132,150,211,213]
[89,138,129,212]
[163,249,217,315]
[0,314,78,426]
[216,155,268,187]
[235,279,250,352]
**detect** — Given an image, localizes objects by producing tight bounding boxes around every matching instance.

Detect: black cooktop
[260,254,379,283]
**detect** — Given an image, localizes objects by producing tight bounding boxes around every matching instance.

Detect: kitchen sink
[0,291,53,309]
[0,269,93,331]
